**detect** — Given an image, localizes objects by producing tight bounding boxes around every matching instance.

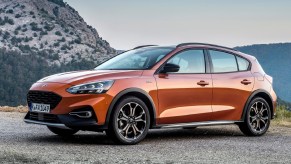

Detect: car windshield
[95,47,174,70]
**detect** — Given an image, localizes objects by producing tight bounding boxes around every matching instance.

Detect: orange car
[24,43,277,144]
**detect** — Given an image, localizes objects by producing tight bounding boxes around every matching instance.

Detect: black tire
[239,97,271,136]
[106,96,150,145]
[47,126,79,136]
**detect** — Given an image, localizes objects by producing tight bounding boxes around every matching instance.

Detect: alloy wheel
[117,102,147,140]
[248,101,269,133]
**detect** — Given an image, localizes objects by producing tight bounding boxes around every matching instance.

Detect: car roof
[134,43,256,61]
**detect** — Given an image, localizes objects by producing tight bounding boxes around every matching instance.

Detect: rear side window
[209,50,238,73]
[237,56,250,71]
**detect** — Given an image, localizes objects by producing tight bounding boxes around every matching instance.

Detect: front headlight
[66,80,114,94]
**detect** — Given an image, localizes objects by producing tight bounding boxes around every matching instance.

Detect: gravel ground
[0,112,291,164]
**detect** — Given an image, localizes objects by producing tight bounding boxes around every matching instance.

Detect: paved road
[0,112,291,164]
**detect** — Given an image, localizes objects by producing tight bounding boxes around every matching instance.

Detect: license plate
[30,103,50,113]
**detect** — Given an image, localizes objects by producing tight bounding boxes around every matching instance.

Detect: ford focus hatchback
[24,43,277,144]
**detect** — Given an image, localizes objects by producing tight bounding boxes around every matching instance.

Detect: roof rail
[133,45,157,49]
[176,43,237,51]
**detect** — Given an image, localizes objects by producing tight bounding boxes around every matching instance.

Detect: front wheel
[239,97,271,136]
[106,96,150,145]
[47,126,79,136]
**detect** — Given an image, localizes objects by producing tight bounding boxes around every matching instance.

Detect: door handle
[241,79,252,85]
[197,80,209,86]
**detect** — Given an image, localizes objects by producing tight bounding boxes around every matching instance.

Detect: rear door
[208,50,254,121]
[154,49,213,124]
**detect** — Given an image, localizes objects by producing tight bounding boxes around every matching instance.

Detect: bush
[3,31,10,39]
[40,31,48,35]
[29,11,34,15]
[15,14,21,18]
[6,9,14,14]
[74,37,81,44]
[33,33,38,37]
[14,30,19,35]
[53,42,60,47]
[48,0,66,7]
[55,31,62,36]
[0,16,14,25]
[44,23,54,31]
[30,22,42,31]
[21,28,27,32]
[59,37,66,42]
[64,29,69,33]
[69,31,74,35]
[7,18,14,25]
[53,6,59,17]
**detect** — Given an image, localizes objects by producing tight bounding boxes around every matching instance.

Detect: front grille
[27,91,62,110]
[28,112,61,123]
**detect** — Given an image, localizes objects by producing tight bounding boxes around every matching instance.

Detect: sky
[64,0,291,50]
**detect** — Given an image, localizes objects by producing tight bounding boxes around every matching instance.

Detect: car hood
[37,70,143,85]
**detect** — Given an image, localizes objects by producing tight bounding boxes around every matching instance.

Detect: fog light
[69,111,92,118]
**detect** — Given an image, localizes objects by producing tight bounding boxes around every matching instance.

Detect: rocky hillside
[0,0,115,65]
[0,0,117,106]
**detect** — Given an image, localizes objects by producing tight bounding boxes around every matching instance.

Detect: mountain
[0,0,115,65]
[0,0,116,106]
[235,43,291,103]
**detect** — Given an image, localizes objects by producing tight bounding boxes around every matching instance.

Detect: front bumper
[27,82,115,125]
[24,111,107,131]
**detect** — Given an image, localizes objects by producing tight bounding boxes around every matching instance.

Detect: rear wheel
[47,126,79,136]
[239,97,271,136]
[106,96,150,145]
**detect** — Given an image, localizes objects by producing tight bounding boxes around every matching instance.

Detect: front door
[154,49,213,124]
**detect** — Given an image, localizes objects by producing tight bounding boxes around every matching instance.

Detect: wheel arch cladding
[105,88,157,128]
[242,89,274,120]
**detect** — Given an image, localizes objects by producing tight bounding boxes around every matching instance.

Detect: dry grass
[272,105,291,127]
[0,106,28,113]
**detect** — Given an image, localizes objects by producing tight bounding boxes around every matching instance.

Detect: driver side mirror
[160,63,180,73]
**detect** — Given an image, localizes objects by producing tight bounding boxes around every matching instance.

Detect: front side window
[167,50,205,73]
[209,50,238,73]
[95,47,174,70]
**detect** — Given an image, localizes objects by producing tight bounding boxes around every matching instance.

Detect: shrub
[64,29,69,33]
[44,23,54,31]
[59,37,66,42]
[69,31,74,35]
[53,6,59,17]
[7,18,14,25]
[15,14,21,18]
[22,28,28,32]
[15,26,21,31]
[53,42,60,47]
[6,9,14,14]
[74,37,81,44]
[29,11,34,15]
[55,31,62,36]
[3,31,10,39]
[33,33,38,37]
[40,31,48,35]
[48,0,66,7]
[14,30,19,35]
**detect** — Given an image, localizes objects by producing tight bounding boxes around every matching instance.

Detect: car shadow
[26,126,245,145]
